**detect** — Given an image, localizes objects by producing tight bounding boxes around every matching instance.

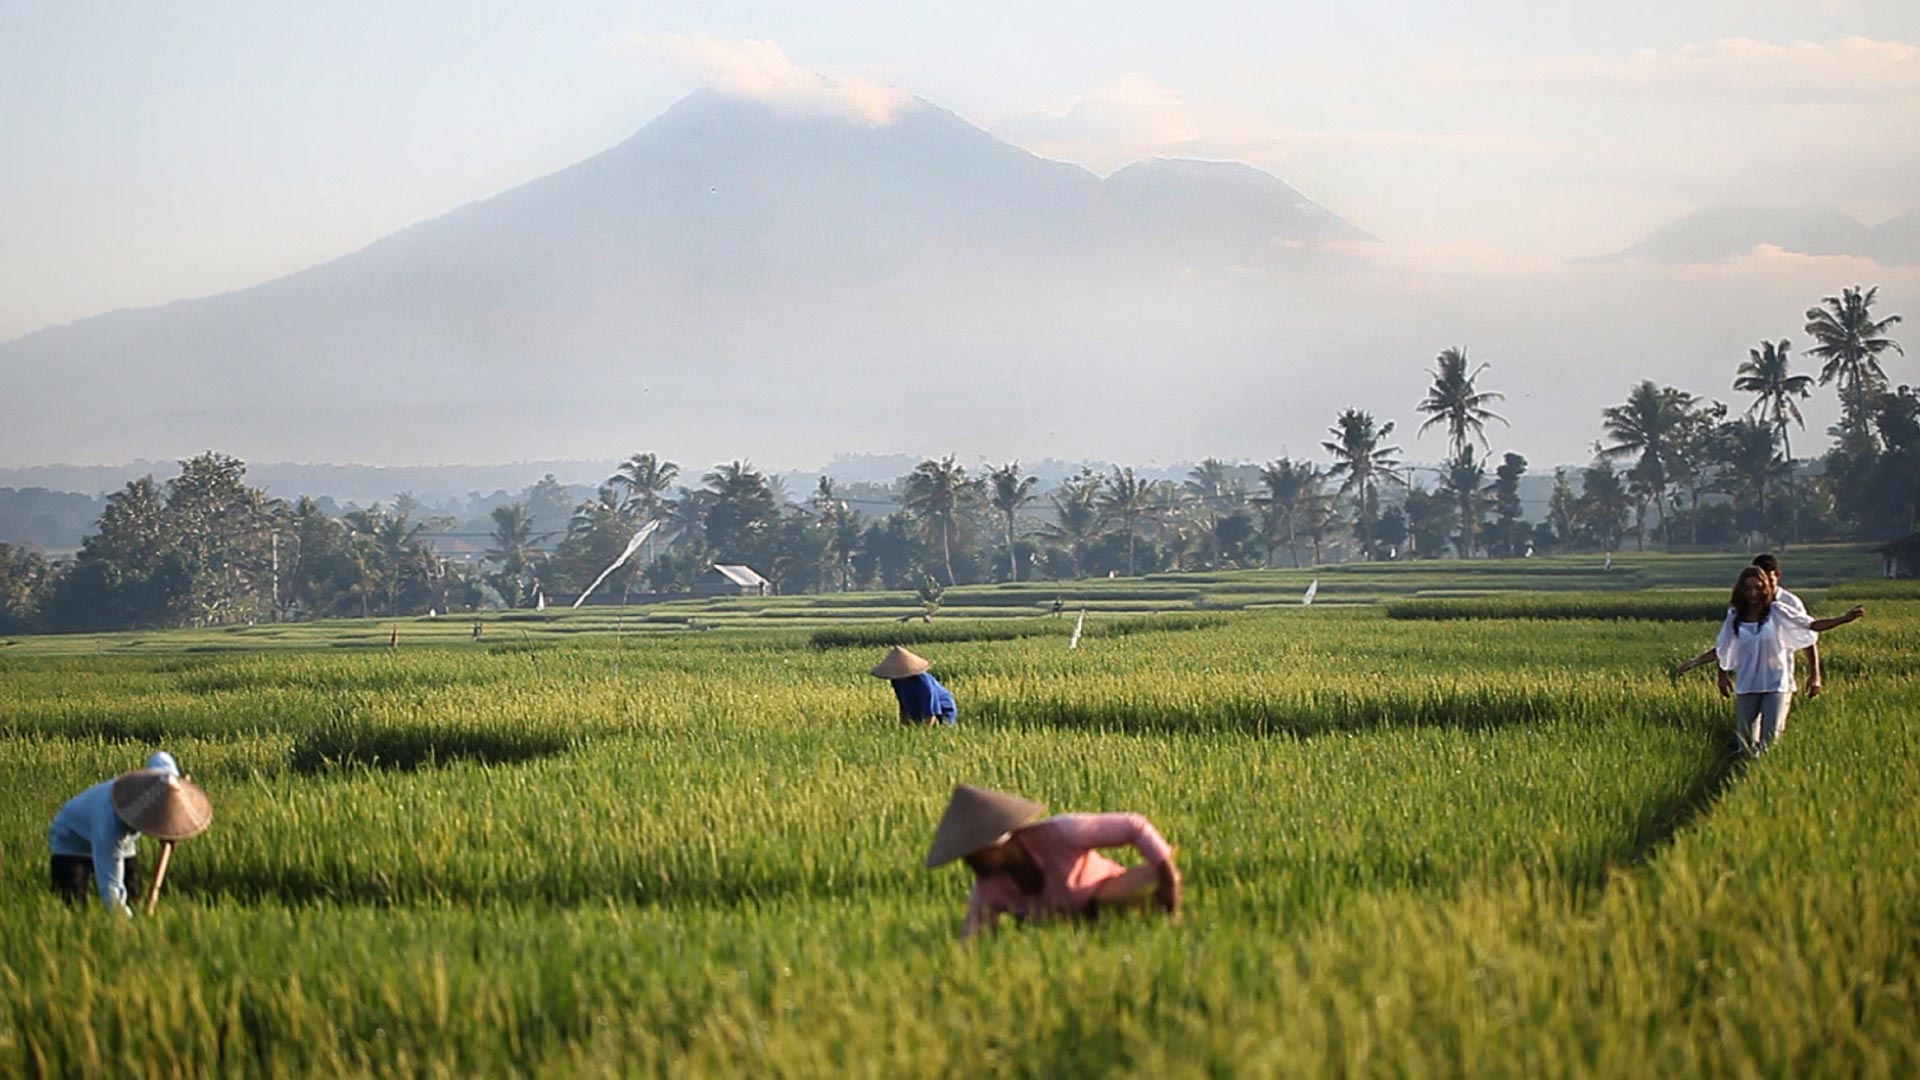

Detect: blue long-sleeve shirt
[891,673,957,724]
[48,751,179,912]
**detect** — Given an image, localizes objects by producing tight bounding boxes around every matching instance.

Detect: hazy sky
[5,1,1918,344]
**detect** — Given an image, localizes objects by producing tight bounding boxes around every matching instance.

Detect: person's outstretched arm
[1809,605,1866,633]
[1674,647,1716,676]
[1680,610,1739,678]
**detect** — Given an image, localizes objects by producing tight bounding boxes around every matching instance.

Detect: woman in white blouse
[1704,566,1865,754]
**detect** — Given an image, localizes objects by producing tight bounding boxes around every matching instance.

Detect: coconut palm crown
[1733,339,1814,464]
[1323,409,1404,557]
[1416,347,1508,457]
[1803,285,1904,439]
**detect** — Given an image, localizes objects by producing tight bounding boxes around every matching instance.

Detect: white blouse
[1715,604,1818,694]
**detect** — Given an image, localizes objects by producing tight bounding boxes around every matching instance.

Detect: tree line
[0,283,1908,634]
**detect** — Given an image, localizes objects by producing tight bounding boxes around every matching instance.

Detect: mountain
[0,89,1370,466]
[1600,203,1920,265]
[1869,214,1920,266]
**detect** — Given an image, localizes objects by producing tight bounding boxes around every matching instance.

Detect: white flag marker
[573,520,661,608]
[1302,578,1318,606]
[1068,607,1087,649]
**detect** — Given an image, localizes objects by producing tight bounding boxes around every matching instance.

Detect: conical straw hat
[925,784,1046,867]
[870,646,932,679]
[111,770,213,841]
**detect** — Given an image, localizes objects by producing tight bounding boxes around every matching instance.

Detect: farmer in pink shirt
[925,784,1182,940]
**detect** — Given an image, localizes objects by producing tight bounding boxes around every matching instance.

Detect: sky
[2,1,1918,469]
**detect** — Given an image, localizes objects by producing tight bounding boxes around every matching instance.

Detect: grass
[0,552,1913,1077]
[1383,590,1731,621]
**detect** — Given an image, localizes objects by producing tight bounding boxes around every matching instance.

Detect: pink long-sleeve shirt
[962,812,1174,938]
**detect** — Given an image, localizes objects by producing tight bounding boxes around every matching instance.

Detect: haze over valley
[5,64,1915,475]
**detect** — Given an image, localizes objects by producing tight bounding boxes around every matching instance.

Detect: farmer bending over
[48,751,212,915]
[872,646,957,725]
[926,784,1181,940]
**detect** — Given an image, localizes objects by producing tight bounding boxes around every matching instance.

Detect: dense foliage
[0,285,1908,636]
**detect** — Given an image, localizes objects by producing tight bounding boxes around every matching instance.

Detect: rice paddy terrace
[1,547,1915,1077]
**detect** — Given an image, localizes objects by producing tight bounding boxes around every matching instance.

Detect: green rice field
[1,549,1916,1077]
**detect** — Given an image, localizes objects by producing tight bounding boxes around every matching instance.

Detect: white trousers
[1734,692,1792,754]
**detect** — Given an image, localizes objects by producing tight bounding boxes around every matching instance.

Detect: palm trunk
[1005,513,1018,582]
[1781,423,1799,545]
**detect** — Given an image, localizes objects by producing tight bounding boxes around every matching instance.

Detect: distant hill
[1597,203,1920,265]
[0,88,1370,466]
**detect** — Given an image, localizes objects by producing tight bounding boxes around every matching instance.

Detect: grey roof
[1876,531,1920,554]
[708,564,769,586]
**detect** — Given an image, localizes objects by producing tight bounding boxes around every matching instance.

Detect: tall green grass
[0,563,1912,1077]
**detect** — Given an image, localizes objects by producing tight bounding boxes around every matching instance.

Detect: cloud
[994,74,1558,175]
[1329,238,1560,282]
[1429,36,1920,103]
[1665,243,1893,277]
[626,33,909,124]
[992,74,1218,172]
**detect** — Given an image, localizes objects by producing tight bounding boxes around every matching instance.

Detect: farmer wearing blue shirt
[872,646,957,725]
[48,751,212,915]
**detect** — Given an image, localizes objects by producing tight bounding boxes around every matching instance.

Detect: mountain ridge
[1595,201,1919,266]
[0,87,1375,466]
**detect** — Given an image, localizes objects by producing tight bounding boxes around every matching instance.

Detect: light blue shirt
[48,751,179,912]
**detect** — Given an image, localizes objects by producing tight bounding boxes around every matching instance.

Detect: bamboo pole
[144,840,176,915]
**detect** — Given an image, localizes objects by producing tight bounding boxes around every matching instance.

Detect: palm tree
[1098,467,1157,576]
[568,485,624,540]
[822,501,862,592]
[486,503,544,606]
[610,452,680,571]
[1577,460,1632,554]
[1600,381,1698,549]
[986,462,1038,582]
[902,456,973,586]
[1734,340,1814,463]
[1416,347,1508,456]
[556,485,642,601]
[1734,339,1815,541]
[1437,449,1488,558]
[1322,409,1404,559]
[610,453,679,522]
[1254,459,1325,567]
[1546,469,1575,549]
[1298,486,1340,566]
[1182,458,1243,569]
[1417,348,1507,555]
[1804,285,1904,443]
[1148,480,1199,570]
[1037,470,1103,579]
[338,504,443,616]
[1488,452,1529,558]
[1718,417,1784,541]
[700,461,778,562]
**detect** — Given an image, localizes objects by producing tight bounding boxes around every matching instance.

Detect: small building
[693,564,771,597]
[1878,532,1920,579]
